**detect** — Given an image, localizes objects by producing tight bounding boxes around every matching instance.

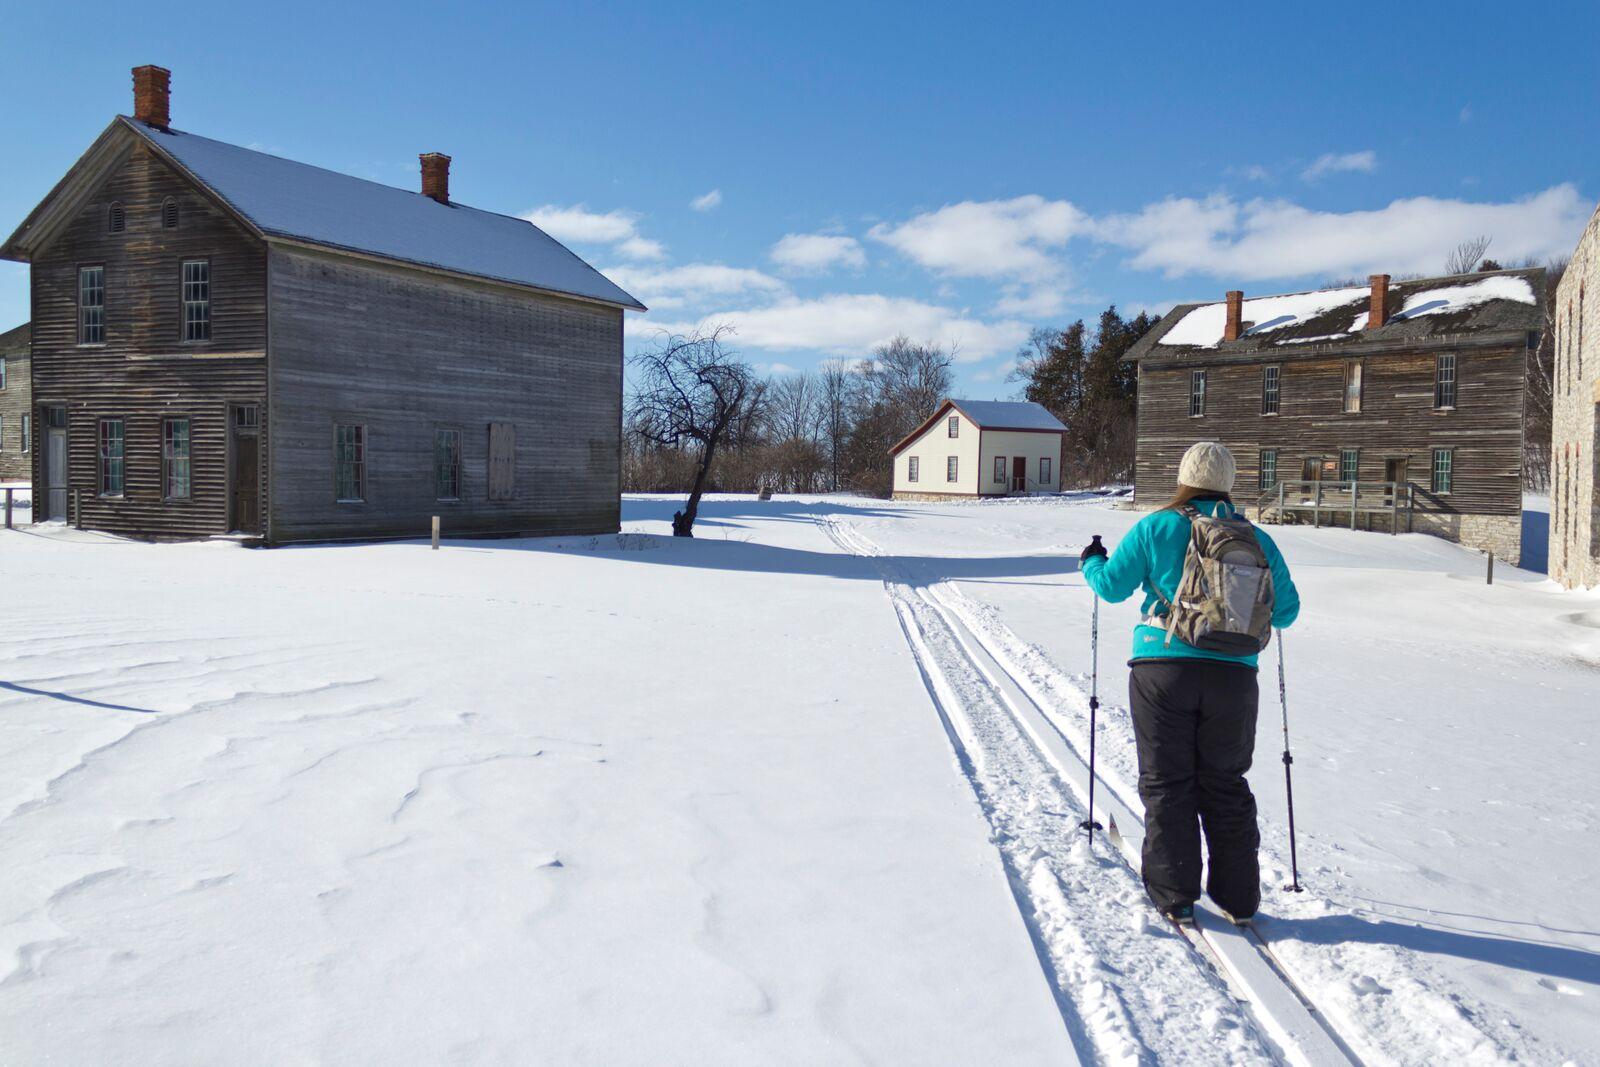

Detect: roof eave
[0,119,139,262]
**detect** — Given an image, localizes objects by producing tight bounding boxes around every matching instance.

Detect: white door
[46,419,68,521]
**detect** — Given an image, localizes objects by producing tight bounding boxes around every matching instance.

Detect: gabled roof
[0,322,28,354]
[889,399,1066,455]
[1,117,645,311]
[1125,268,1543,363]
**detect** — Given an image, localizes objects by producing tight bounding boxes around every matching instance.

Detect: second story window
[1343,361,1363,413]
[948,415,960,438]
[78,266,105,344]
[1434,353,1457,410]
[182,260,211,342]
[0,356,6,390]
[21,414,29,454]
[1189,369,1207,417]
[1261,365,1280,415]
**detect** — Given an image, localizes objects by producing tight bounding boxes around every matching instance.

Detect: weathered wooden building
[0,322,30,482]
[1552,201,1599,589]
[1124,269,1544,563]
[890,399,1067,500]
[0,66,643,543]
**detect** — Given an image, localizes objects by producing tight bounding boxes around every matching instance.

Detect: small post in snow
[431,515,441,551]
[1486,552,1494,585]
[4,488,12,529]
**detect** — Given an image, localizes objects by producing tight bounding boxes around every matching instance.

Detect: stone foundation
[1410,511,1522,566]
[891,490,980,503]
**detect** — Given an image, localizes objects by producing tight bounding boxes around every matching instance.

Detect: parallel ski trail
[819,515,1279,1067]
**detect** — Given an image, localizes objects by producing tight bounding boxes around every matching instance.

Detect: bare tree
[817,361,851,491]
[1524,256,1567,490]
[629,326,756,536]
[1445,235,1493,276]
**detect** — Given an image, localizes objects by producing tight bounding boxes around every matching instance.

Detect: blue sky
[2,0,1596,395]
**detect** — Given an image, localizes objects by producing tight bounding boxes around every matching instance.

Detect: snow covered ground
[2,493,1597,1064]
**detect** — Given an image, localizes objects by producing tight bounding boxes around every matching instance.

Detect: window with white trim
[993,456,1006,483]
[947,416,959,438]
[907,456,919,482]
[1039,457,1052,484]
[946,456,958,482]
[182,260,211,342]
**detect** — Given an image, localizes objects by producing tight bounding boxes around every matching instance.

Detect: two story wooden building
[0,322,30,482]
[1124,269,1544,563]
[0,66,643,543]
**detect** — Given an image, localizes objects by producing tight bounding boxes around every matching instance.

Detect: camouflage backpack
[1154,504,1276,655]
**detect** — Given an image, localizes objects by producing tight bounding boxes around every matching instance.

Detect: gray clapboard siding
[0,323,30,481]
[266,246,622,542]
[27,144,268,537]
[1134,344,1526,515]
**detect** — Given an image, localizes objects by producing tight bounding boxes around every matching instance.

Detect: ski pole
[1079,535,1104,845]
[1277,628,1303,892]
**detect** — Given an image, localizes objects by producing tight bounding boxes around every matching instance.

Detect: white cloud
[1459,105,1473,124]
[992,285,1071,318]
[1092,185,1589,281]
[605,263,787,310]
[522,204,666,261]
[690,189,723,212]
[769,233,866,273]
[639,294,1029,362]
[869,195,1089,279]
[1301,150,1377,181]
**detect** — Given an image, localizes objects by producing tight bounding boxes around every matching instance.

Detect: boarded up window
[488,422,515,501]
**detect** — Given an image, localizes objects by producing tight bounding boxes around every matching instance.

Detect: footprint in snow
[1350,975,1389,996]
[1537,978,1584,997]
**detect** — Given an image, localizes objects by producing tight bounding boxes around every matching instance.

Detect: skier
[1079,442,1300,926]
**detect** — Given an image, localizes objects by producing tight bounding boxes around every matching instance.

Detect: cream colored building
[1552,202,1600,589]
[890,399,1067,500]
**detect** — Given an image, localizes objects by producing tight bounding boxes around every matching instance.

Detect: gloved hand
[1080,535,1106,563]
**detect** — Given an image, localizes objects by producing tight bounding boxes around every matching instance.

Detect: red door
[1011,456,1027,492]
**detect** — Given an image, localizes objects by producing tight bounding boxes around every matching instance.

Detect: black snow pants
[1129,660,1261,917]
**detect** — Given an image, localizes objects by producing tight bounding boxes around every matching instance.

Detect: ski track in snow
[816,514,1278,1066]
[821,513,1571,1067]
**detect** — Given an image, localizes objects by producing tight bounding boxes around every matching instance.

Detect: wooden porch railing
[1255,479,1416,534]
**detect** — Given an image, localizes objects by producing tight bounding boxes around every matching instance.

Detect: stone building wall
[1551,205,1600,590]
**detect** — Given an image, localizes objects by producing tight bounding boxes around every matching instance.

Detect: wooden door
[1011,456,1027,492]
[230,405,261,533]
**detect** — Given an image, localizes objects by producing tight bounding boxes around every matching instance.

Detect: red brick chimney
[1367,274,1390,330]
[1223,290,1244,342]
[133,65,171,128]
[420,153,451,204]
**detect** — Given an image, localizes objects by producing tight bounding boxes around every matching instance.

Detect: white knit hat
[1177,441,1237,494]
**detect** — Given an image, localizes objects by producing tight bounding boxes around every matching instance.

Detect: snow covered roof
[1127,269,1544,362]
[1,117,643,310]
[949,399,1068,432]
[890,399,1066,455]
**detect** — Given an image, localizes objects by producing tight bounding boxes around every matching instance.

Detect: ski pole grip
[1091,535,1103,548]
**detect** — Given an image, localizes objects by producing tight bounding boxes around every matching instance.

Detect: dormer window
[108,202,126,234]
[162,197,180,229]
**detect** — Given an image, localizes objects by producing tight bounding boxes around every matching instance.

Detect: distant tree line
[624,330,957,508]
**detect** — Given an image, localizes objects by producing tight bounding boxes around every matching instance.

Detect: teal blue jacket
[1082,498,1300,669]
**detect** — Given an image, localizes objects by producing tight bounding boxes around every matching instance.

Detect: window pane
[908,456,919,482]
[1344,362,1362,413]
[1259,450,1277,490]
[1432,449,1453,493]
[1340,448,1359,483]
[1435,354,1457,408]
[435,429,461,499]
[994,456,1005,483]
[1190,370,1206,416]
[164,418,191,499]
[948,416,959,438]
[182,260,211,342]
[99,419,124,495]
[947,456,958,482]
[336,424,365,501]
[79,267,105,344]
[1040,457,1052,484]
[1262,365,1279,415]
